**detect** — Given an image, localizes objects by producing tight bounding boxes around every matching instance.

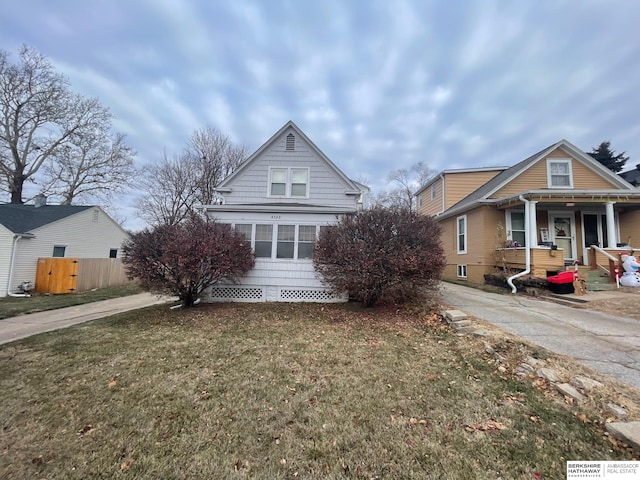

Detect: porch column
[605,202,617,248]
[528,201,538,247]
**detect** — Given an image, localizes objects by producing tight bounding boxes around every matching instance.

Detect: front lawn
[0,284,142,319]
[0,303,636,479]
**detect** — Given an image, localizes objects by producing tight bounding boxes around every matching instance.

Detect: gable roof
[438,139,638,219]
[620,166,640,186]
[0,204,93,234]
[216,120,362,195]
[415,166,509,197]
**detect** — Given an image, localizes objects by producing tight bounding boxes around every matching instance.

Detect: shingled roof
[0,204,93,234]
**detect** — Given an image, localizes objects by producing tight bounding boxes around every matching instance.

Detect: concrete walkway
[440,283,640,389]
[0,293,175,346]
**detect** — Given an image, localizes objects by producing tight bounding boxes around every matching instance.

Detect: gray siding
[205,210,343,302]
[224,130,358,209]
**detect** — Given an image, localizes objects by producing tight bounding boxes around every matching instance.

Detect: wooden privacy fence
[35,258,133,294]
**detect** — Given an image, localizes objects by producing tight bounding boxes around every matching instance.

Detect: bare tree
[0,45,118,203]
[137,151,197,226]
[41,131,135,205]
[375,161,435,211]
[183,126,248,205]
[137,126,247,225]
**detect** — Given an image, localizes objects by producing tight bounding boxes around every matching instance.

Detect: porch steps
[572,267,617,291]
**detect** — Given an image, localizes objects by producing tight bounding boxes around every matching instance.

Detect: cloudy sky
[2,0,639,229]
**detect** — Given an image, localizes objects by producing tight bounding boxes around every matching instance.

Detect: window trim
[233,223,318,261]
[547,158,573,188]
[268,167,310,199]
[457,264,467,279]
[456,215,467,254]
[505,209,526,247]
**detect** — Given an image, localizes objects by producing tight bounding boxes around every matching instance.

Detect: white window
[457,215,467,254]
[547,159,573,188]
[457,264,467,278]
[270,169,287,196]
[234,224,253,247]
[235,223,318,260]
[431,183,437,200]
[277,225,295,259]
[297,225,317,259]
[506,210,526,247]
[52,245,66,257]
[291,169,308,197]
[269,167,309,198]
[254,224,273,258]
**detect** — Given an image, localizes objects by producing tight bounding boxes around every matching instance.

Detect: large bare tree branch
[137,126,247,225]
[0,45,118,203]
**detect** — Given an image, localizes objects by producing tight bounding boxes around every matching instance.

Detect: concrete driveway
[440,282,640,389]
[0,293,175,346]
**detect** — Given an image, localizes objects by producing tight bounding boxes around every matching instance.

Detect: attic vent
[286,133,295,151]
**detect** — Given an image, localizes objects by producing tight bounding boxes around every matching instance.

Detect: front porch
[495,246,565,278]
[496,245,639,285]
[496,193,640,278]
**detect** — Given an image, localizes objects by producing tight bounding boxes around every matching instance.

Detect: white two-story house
[203,121,368,302]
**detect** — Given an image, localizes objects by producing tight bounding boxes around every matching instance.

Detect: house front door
[550,213,576,262]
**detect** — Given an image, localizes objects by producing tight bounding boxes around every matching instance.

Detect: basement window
[457,264,467,278]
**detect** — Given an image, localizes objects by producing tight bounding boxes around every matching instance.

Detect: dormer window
[286,133,295,151]
[547,159,573,188]
[269,167,309,198]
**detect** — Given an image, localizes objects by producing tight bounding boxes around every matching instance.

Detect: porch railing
[587,245,637,283]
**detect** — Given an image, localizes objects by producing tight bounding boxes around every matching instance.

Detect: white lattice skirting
[208,286,347,303]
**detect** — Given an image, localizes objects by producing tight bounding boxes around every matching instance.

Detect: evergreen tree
[588,141,629,173]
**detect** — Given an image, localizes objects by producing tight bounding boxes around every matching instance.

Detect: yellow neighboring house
[416,139,640,286]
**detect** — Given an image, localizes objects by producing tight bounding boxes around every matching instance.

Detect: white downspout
[7,235,30,298]
[507,195,531,294]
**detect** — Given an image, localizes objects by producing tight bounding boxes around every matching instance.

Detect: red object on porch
[546,270,575,294]
[547,271,575,284]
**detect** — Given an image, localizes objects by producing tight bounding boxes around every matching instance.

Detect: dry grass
[0,302,637,479]
[0,284,142,319]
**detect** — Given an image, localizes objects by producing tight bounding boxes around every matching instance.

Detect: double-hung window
[277,225,295,258]
[506,210,526,247]
[237,223,319,260]
[254,224,273,258]
[457,215,467,254]
[270,169,287,196]
[297,225,317,259]
[547,159,573,188]
[269,168,309,198]
[234,224,253,247]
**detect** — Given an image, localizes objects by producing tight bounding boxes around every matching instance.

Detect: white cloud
[2,0,640,224]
